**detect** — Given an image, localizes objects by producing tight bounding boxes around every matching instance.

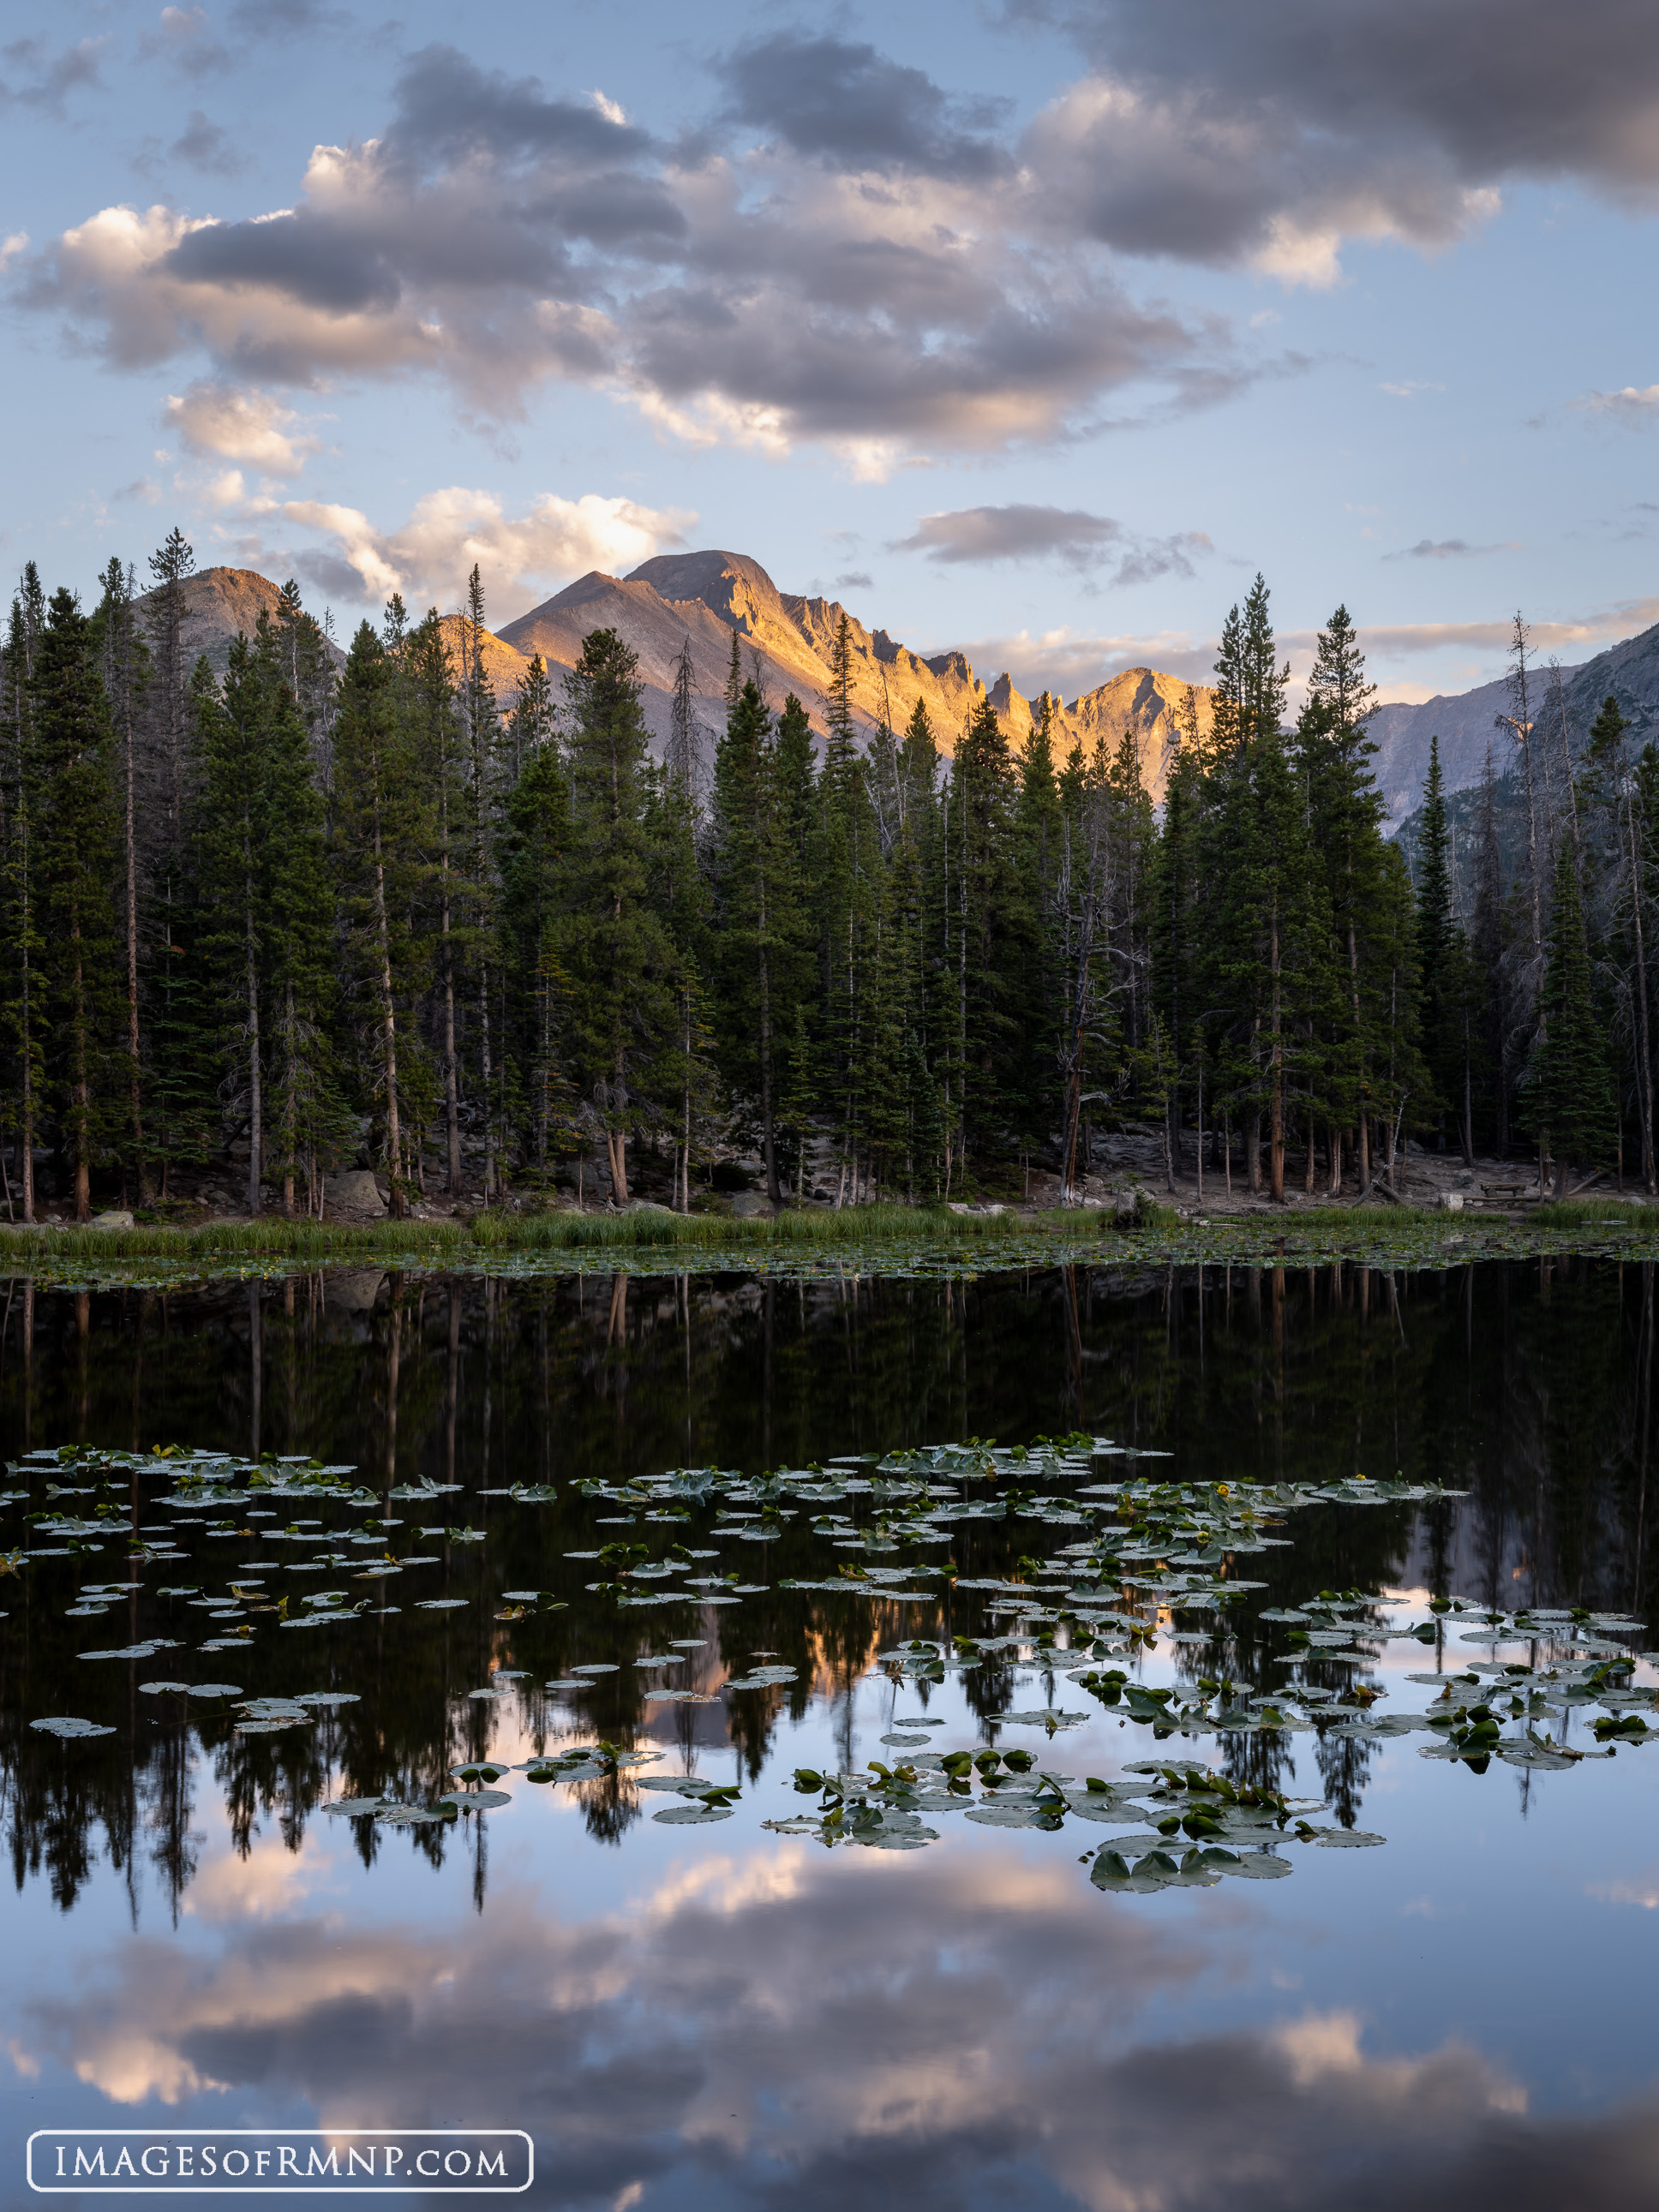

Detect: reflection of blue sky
[8,1666,1659,2210]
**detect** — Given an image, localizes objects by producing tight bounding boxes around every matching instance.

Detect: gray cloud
[835,570,873,591]
[1384,537,1519,561]
[139,6,231,80]
[226,0,341,34]
[21,41,1231,449]
[724,33,1014,182]
[1015,0,1659,275]
[896,502,1211,583]
[0,34,104,113]
[170,107,243,176]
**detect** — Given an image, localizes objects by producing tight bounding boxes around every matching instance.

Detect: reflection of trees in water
[1218,1728,1296,1799]
[1314,1728,1374,1830]
[4,1258,1659,1910]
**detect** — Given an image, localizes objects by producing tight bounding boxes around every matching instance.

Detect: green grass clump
[0,1199,1049,1267]
[1531,1198,1658,1229]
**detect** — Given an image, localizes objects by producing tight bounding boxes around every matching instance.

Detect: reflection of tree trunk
[1063,1264,1084,1427]
[249,1282,261,1460]
[1638,1264,1653,1611]
[19,1279,34,1449]
[75,1292,90,1438]
[446,1280,461,1489]
[385,1276,402,1493]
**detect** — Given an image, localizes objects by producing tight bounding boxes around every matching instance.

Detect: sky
[3,0,1658,706]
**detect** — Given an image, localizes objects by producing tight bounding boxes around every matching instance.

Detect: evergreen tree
[1414,736,1457,1145]
[498,737,573,1181]
[29,588,124,1219]
[92,558,149,1198]
[193,622,338,1216]
[1524,836,1616,1187]
[331,619,430,1213]
[710,676,792,1199]
[0,571,46,1218]
[558,628,679,1204]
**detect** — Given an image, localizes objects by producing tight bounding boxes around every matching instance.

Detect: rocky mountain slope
[146,555,1213,794]
[500,548,1213,797]
[1373,616,1659,830]
[141,566,346,681]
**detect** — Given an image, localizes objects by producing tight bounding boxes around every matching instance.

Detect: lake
[2,1256,1656,2210]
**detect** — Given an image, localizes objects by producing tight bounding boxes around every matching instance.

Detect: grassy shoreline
[0,1193,1655,1280]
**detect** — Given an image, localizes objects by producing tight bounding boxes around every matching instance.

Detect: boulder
[324,1169,387,1217]
[728,1193,775,1217]
[1435,1190,1464,1211]
[91,1210,135,1230]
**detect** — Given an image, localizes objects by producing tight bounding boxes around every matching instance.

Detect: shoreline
[0,1195,1655,1282]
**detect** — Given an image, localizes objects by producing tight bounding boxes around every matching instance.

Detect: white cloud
[1582,383,1659,423]
[165,380,322,473]
[278,487,693,613]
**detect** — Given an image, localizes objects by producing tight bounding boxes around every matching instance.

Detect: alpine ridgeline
[146,550,1213,798]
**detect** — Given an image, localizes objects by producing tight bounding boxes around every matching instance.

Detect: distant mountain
[1374,615,1659,830]
[499,548,1213,796]
[143,551,1219,796]
[134,566,346,682]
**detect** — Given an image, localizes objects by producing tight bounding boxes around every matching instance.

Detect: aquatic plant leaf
[31,1716,117,1738]
[653,1802,736,1823]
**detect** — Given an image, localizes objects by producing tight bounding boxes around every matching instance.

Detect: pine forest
[1,537,1649,1223]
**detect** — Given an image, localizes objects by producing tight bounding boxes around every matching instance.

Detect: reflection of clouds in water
[184,1827,340,1926]
[17,1841,1642,2209]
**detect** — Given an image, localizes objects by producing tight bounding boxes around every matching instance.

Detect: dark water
[2,1258,1657,2211]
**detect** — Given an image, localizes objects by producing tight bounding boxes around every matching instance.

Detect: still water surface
[2,1258,1657,2210]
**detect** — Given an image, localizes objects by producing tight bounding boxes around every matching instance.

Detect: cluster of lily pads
[11,1429,1659,1901]
[761,1749,1377,1888]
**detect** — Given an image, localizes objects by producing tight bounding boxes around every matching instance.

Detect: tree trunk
[479,960,494,1202]
[281,978,296,1217]
[441,883,461,1195]
[70,905,91,1223]
[369,798,405,1217]
[1283,888,1291,1203]
[123,694,147,1198]
[245,840,261,1218]
[1626,791,1656,1192]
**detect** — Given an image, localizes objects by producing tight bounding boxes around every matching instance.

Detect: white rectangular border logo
[26,2131,534,2194]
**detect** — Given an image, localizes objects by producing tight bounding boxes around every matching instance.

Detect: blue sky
[3,0,1657,703]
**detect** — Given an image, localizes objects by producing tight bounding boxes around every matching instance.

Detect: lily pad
[31,1716,117,1738]
[653,1802,737,1823]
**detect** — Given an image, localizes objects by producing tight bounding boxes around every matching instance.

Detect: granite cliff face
[144,567,345,680]
[141,553,1217,798]
[500,549,1214,798]
[144,559,1659,828]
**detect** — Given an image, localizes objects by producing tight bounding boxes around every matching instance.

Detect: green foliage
[10,541,1649,1220]
[1522,838,1617,1174]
